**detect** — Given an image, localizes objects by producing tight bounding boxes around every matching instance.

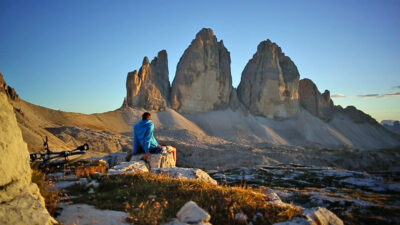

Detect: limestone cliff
[171,28,234,113]
[126,50,170,111]
[299,78,333,121]
[0,92,55,225]
[0,72,19,101]
[237,40,300,118]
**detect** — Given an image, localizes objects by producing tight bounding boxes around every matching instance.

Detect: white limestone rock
[108,160,149,175]
[303,207,344,225]
[274,207,344,225]
[57,204,130,225]
[177,201,211,224]
[150,168,217,185]
[148,151,176,169]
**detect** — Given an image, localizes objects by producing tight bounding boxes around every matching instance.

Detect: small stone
[88,188,95,194]
[88,180,100,188]
[79,178,88,186]
[177,201,211,223]
[235,213,248,223]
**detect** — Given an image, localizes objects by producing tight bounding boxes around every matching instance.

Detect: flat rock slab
[151,168,217,185]
[108,160,149,175]
[57,204,130,225]
[303,207,344,225]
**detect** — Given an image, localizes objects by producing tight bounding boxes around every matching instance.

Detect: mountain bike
[30,136,89,170]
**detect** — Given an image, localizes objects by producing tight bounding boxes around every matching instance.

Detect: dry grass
[31,169,62,216]
[66,172,302,225]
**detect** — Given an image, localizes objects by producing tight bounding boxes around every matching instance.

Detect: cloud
[357,92,400,98]
[331,93,345,98]
[382,92,400,97]
[357,94,380,98]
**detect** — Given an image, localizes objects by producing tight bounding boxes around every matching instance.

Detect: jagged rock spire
[125,50,170,111]
[237,40,300,118]
[170,28,235,113]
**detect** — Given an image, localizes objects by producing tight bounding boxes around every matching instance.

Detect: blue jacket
[133,120,159,154]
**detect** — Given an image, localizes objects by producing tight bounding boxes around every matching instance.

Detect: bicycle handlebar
[30,141,90,164]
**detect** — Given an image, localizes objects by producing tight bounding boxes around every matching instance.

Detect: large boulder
[0,92,56,225]
[298,78,334,121]
[126,50,170,111]
[171,28,234,113]
[237,40,300,118]
[148,152,176,169]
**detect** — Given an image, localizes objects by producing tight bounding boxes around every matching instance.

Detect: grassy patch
[66,172,302,225]
[31,169,62,216]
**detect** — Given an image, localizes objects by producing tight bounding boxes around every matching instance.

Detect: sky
[0,0,399,121]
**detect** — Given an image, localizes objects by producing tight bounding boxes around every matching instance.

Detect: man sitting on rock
[133,112,177,164]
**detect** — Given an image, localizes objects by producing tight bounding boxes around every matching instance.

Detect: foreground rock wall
[0,92,55,225]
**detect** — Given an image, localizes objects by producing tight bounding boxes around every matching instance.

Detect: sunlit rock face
[0,92,56,225]
[171,28,234,113]
[237,40,300,118]
[299,78,334,121]
[0,72,19,101]
[126,50,170,111]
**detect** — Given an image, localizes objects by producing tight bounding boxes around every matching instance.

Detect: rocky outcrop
[46,126,132,153]
[334,105,380,125]
[0,92,55,225]
[299,78,334,121]
[126,50,170,111]
[171,28,234,113]
[237,40,300,118]
[0,73,19,101]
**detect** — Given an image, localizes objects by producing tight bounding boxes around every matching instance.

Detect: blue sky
[1,0,399,121]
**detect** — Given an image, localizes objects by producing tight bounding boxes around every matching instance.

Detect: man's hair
[142,112,151,120]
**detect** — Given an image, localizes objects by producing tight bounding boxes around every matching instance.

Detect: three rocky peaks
[125,28,377,124]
